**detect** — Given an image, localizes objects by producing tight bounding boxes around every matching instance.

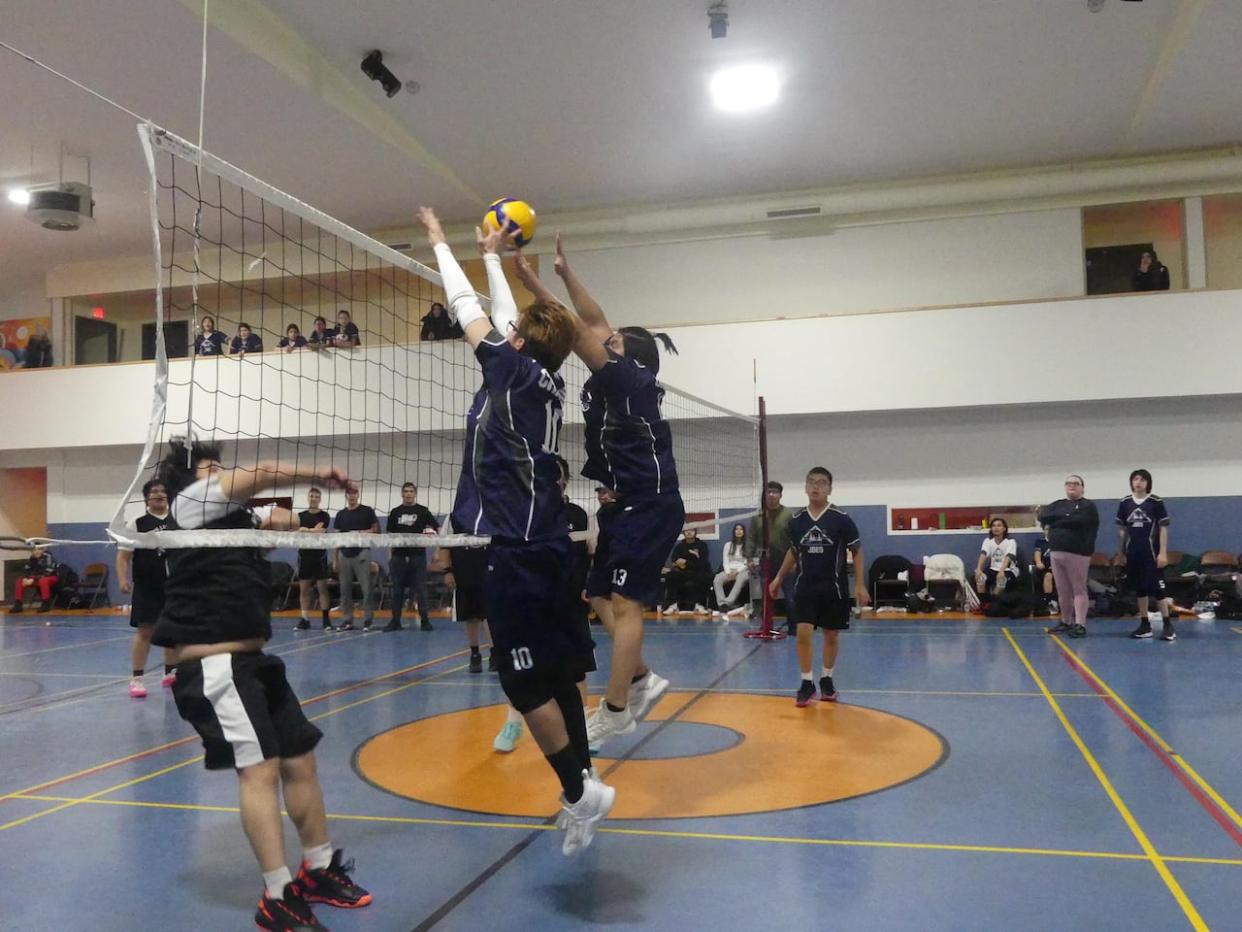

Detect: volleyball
[482,197,537,248]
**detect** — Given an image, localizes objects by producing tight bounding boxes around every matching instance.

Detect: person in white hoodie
[714,523,752,618]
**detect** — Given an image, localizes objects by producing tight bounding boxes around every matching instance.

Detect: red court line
[1057,650,1242,849]
[0,646,471,804]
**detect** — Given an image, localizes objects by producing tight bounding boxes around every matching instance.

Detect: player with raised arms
[418,207,613,855]
[515,237,683,752]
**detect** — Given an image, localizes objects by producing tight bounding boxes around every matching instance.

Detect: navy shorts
[794,588,852,630]
[586,491,686,606]
[484,538,596,678]
[1125,553,1167,599]
[297,552,331,581]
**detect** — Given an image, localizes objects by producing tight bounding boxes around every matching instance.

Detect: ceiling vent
[26,182,95,231]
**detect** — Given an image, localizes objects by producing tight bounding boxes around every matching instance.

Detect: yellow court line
[15,791,1242,868]
[1049,635,1242,837]
[0,662,468,832]
[1002,628,1207,931]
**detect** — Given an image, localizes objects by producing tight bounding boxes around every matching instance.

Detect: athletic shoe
[693,604,709,615]
[819,675,838,702]
[585,702,636,752]
[560,771,616,856]
[1067,624,1087,639]
[297,849,372,909]
[382,620,403,632]
[663,603,679,615]
[1047,621,1072,634]
[37,602,51,614]
[338,621,355,632]
[362,620,373,632]
[9,601,22,614]
[1161,623,1177,642]
[321,619,333,631]
[420,620,434,631]
[493,720,524,753]
[1048,600,1059,614]
[1130,621,1153,639]
[628,670,669,720]
[128,678,147,699]
[295,619,311,631]
[795,680,817,707]
[468,653,483,674]
[161,670,177,688]
[255,881,326,931]
[487,652,497,672]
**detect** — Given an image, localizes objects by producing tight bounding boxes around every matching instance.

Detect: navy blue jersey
[451,330,566,542]
[278,335,307,349]
[580,348,678,496]
[788,506,861,599]
[196,330,227,356]
[231,333,263,353]
[1116,495,1169,559]
[333,322,361,346]
[1033,537,1052,567]
[307,327,333,345]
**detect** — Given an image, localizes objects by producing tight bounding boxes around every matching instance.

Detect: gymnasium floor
[1,611,1239,931]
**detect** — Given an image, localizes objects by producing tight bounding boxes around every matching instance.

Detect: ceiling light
[710,65,779,113]
[7,188,30,206]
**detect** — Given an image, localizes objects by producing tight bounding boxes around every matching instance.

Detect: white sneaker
[560,771,616,856]
[663,603,679,615]
[628,669,669,720]
[493,720,523,753]
[585,701,635,753]
[693,604,709,615]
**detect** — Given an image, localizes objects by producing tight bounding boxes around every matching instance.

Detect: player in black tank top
[152,439,370,930]
[116,479,177,698]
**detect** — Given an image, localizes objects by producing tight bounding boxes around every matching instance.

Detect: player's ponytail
[619,326,679,375]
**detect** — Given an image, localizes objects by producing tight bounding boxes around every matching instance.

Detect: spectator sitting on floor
[662,528,712,615]
[230,322,263,356]
[713,523,751,618]
[11,546,61,614]
[974,518,1019,595]
[278,323,307,352]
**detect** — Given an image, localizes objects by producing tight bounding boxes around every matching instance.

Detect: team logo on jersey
[1126,509,1152,527]
[800,526,833,554]
[581,388,593,414]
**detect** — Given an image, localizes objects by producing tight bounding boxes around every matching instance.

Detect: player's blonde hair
[517,299,576,372]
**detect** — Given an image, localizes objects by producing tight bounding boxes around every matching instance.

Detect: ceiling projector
[26,182,95,231]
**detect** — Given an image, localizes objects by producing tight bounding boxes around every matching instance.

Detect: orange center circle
[355,692,946,819]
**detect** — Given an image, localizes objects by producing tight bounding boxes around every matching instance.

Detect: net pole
[745,396,785,640]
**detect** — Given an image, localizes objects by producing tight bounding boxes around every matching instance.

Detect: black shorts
[983,567,1019,591]
[794,588,852,630]
[297,552,331,581]
[485,538,596,677]
[454,585,486,622]
[172,651,322,771]
[1125,554,1167,599]
[586,491,685,606]
[129,582,166,628]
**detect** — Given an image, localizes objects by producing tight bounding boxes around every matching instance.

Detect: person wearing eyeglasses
[1037,475,1100,639]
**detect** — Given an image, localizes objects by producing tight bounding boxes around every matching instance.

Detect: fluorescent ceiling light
[7,188,31,206]
[710,64,779,113]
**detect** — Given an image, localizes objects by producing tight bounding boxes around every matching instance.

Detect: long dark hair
[156,437,222,499]
[728,522,746,556]
[989,517,1009,540]
[619,326,678,375]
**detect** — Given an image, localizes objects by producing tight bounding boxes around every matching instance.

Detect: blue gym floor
[1,612,1239,931]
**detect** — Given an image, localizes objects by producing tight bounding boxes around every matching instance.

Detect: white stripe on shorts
[201,653,264,769]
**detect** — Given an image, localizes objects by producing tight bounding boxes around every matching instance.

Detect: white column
[1183,196,1207,289]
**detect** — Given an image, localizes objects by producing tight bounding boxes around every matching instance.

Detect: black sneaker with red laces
[297,849,372,910]
[255,881,326,931]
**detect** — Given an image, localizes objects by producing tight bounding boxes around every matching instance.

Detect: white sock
[506,705,523,725]
[263,865,293,898]
[800,670,812,682]
[823,666,834,678]
[303,841,333,871]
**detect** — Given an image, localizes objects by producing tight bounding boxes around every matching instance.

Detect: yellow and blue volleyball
[482,197,537,248]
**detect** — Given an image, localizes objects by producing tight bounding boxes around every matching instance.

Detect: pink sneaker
[161,671,177,688]
[129,679,148,699]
